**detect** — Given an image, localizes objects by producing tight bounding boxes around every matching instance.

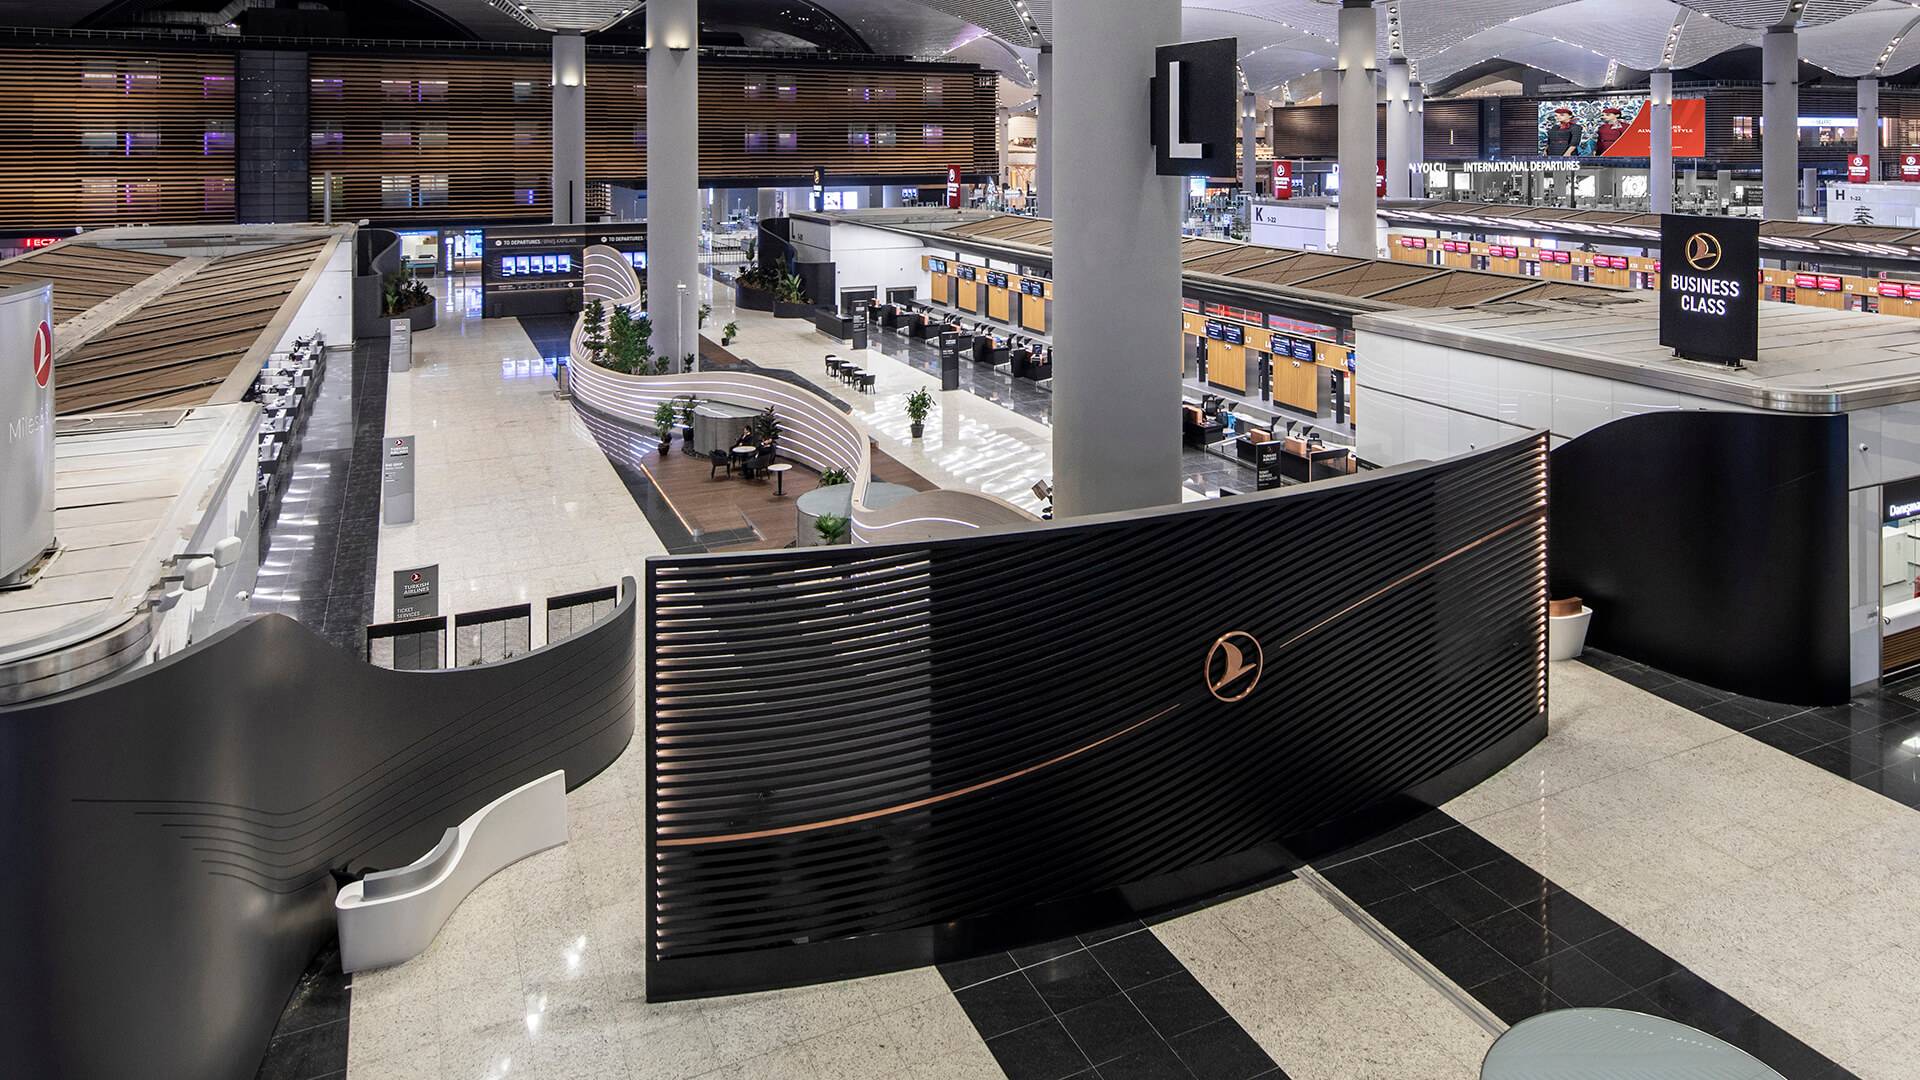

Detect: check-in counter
[1271,353,1320,414]
[1237,433,1356,482]
[1012,349,1051,381]
[973,336,1010,366]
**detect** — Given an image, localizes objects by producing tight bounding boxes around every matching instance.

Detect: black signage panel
[1254,441,1284,491]
[1152,37,1237,177]
[1020,278,1046,297]
[985,270,1009,288]
[393,564,440,621]
[1886,476,1920,522]
[1658,214,1758,366]
[811,166,826,211]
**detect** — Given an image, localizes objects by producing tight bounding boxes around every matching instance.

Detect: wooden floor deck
[638,441,934,552]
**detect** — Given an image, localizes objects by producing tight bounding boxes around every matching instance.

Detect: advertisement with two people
[1538,96,1706,158]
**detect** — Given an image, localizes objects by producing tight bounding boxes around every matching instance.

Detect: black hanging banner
[1658,213,1758,366]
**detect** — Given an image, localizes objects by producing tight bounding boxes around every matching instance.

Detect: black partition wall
[0,581,638,1080]
[1549,412,1851,705]
[645,436,1552,999]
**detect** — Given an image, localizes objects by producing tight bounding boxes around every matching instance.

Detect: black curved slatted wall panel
[646,439,1550,999]
[0,582,638,1080]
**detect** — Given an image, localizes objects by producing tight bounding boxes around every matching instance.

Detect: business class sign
[1659,214,1758,366]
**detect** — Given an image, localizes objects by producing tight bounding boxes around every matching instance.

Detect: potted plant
[698,302,712,330]
[653,400,678,452]
[773,273,813,318]
[735,266,778,312]
[605,305,655,374]
[905,387,933,439]
[814,513,849,545]
[748,407,780,447]
[818,467,850,487]
[581,299,609,367]
[722,320,739,347]
[381,271,437,331]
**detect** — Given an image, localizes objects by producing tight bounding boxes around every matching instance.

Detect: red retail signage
[1818,275,1844,291]
[1376,159,1386,198]
[1794,273,1819,289]
[1903,153,1920,182]
[1272,160,1292,200]
[1879,280,1907,297]
[946,165,962,208]
[1850,154,1872,183]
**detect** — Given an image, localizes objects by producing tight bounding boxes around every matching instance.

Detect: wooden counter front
[1272,356,1319,413]
[1207,342,1247,392]
[987,287,1011,322]
[957,281,979,312]
[931,273,950,305]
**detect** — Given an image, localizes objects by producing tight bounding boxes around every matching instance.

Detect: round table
[825,355,842,376]
[767,462,793,496]
[1482,1010,1786,1080]
[730,444,758,478]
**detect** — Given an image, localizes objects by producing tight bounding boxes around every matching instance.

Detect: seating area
[824,353,876,393]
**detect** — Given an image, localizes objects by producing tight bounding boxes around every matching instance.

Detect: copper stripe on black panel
[645,437,1550,999]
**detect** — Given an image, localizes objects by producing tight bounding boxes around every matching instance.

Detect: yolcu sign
[1657,213,1758,366]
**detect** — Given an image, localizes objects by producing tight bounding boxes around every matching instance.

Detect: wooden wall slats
[0,49,235,229]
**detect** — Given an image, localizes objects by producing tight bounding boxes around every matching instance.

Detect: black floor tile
[1090,931,1185,990]
[1318,856,1408,905]
[956,972,1053,1039]
[940,951,1017,992]
[1721,1014,1847,1079]
[1746,721,1827,756]
[1372,839,1458,890]
[1057,995,1164,1067]
[1697,698,1777,733]
[1367,890,1457,945]
[1418,926,1520,989]
[1011,937,1087,969]
[1026,951,1122,1014]
[1466,859,1558,907]
[253,1019,347,1080]
[1608,664,1681,693]
[1128,972,1229,1040]
[1473,969,1566,1025]
[1165,1019,1277,1080]
[1415,872,1512,926]
[1080,921,1148,947]
[1658,680,1736,710]
[1640,970,1752,1036]
[1579,928,1681,990]
[1470,908,1574,967]
[1418,827,1506,873]
[1798,742,1884,780]
[989,1018,1094,1080]
[1716,695,1812,724]
[1096,1041,1196,1080]
[1510,890,1615,947]
[1523,949,1634,1008]
[1774,711,1858,744]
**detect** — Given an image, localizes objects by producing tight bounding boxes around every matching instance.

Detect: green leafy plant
[904,387,933,425]
[818,467,850,487]
[581,299,609,367]
[653,399,678,440]
[722,320,739,343]
[814,513,849,544]
[737,265,778,292]
[698,302,712,330]
[381,271,432,317]
[775,273,809,305]
[605,304,656,374]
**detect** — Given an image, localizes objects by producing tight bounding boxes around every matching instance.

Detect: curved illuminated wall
[570,246,1031,542]
[645,437,1551,999]
[0,583,639,1080]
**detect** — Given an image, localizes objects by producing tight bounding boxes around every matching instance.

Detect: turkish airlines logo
[1684,232,1723,273]
[409,571,424,585]
[32,319,51,389]
[1205,631,1263,702]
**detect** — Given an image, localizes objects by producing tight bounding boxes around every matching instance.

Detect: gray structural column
[1859,76,1880,180]
[1337,0,1377,256]
[1242,90,1259,202]
[648,0,699,372]
[1036,47,1053,216]
[552,34,586,225]
[1762,26,1798,221]
[996,105,1011,187]
[1410,81,1425,196]
[1649,69,1674,213]
[1384,57,1411,199]
[1051,0,1182,516]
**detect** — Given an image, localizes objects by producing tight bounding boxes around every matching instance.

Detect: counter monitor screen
[1220,323,1244,346]
[956,265,977,281]
[985,270,1009,288]
[1204,322,1224,341]
[1290,339,1314,362]
[1021,279,1046,297]
[928,257,948,274]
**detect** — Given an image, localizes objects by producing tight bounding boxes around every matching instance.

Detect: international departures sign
[1658,213,1758,366]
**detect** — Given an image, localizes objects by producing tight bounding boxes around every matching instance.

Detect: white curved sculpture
[569,246,1031,544]
[335,770,568,973]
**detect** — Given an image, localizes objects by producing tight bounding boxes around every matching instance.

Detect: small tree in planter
[381,272,433,320]
[722,320,739,346]
[814,513,849,545]
[653,400,678,452]
[581,299,609,367]
[607,305,655,374]
[818,467,850,487]
[698,302,712,330]
[905,387,933,439]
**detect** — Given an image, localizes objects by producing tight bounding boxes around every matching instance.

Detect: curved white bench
[335,770,568,973]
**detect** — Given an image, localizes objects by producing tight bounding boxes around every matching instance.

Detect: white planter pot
[1548,606,1593,661]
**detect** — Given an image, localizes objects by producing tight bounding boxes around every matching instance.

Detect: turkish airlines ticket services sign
[1658,213,1758,366]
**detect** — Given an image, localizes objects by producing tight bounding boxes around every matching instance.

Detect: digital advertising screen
[1537,97,1705,159]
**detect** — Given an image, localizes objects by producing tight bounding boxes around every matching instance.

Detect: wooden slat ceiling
[0,244,181,323]
[1287,260,1445,298]
[1182,245,1298,276]
[54,239,325,416]
[0,49,235,230]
